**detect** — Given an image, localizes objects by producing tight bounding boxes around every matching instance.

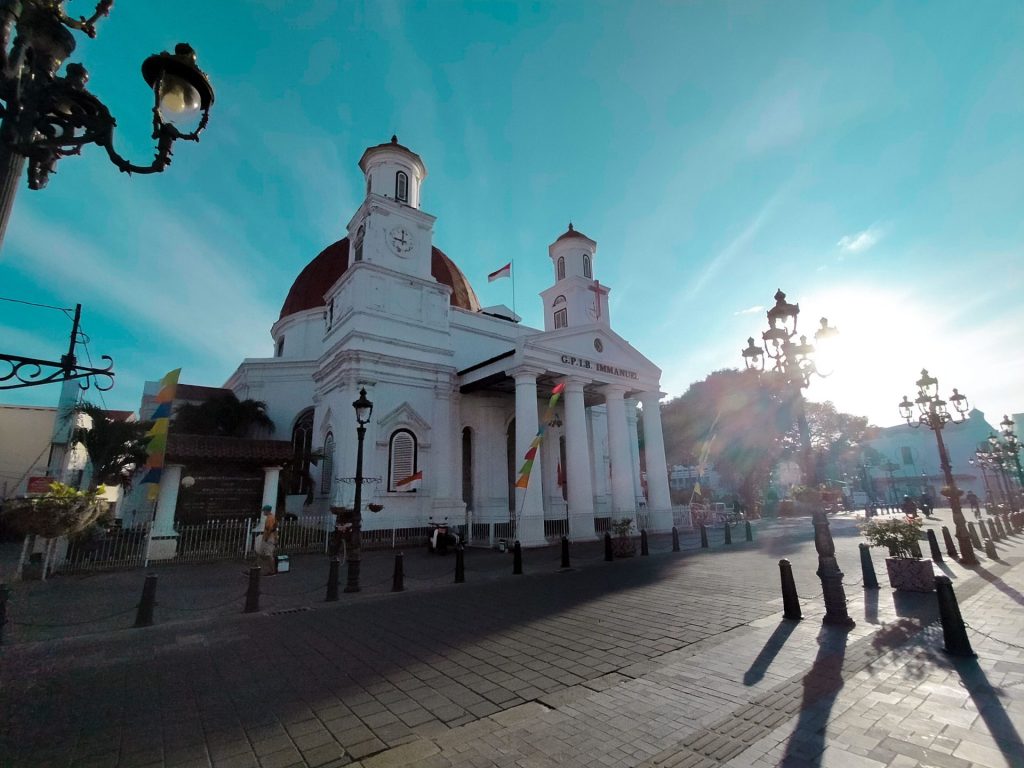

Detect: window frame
[583,253,592,279]
[556,256,565,281]
[395,171,409,203]
[388,428,418,491]
[554,308,568,329]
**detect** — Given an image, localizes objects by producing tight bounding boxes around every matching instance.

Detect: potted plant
[860,515,933,591]
[610,517,636,557]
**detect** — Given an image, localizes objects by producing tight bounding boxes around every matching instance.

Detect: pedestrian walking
[966,490,981,519]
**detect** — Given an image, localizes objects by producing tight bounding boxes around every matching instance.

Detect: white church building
[212,137,672,546]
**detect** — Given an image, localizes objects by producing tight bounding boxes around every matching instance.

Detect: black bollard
[968,521,982,550]
[934,575,976,657]
[560,536,570,568]
[392,552,405,592]
[779,559,802,621]
[700,524,709,549]
[745,520,753,542]
[513,540,523,574]
[926,529,943,563]
[454,545,465,583]
[671,526,680,552]
[0,582,8,645]
[994,515,1006,539]
[640,529,649,556]
[326,558,340,602]
[604,532,613,562]
[134,573,158,627]
[723,523,732,545]
[858,543,879,589]
[978,519,991,541]
[244,567,261,614]
[942,526,959,559]
[984,537,998,560]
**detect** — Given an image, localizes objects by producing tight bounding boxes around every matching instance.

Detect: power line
[0,296,74,312]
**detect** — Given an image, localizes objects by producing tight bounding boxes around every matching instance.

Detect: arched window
[395,171,409,203]
[462,427,473,509]
[388,429,418,491]
[276,336,285,357]
[557,256,565,281]
[553,295,566,306]
[290,409,315,495]
[583,254,592,279]
[320,432,335,495]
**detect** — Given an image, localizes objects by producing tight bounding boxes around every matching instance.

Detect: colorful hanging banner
[143,368,181,500]
[514,381,566,490]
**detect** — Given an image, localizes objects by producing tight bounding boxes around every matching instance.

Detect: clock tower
[345,136,435,281]
[539,224,610,331]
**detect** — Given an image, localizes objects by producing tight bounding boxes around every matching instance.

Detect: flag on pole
[142,368,181,500]
[395,470,423,491]
[487,262,512,282]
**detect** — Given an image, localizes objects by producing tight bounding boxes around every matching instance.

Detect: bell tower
[345,136,434,280]
[539,224,609,331]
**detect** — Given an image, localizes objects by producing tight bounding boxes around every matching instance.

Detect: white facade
[224,138,673,545]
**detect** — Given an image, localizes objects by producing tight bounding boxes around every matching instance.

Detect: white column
[565,378,596,540]
[640,391,673,532]
[261,466,281,512]
[626,398,645,504]
[604,385,636,520]
[148,463,182,561]
[432,382,465,521]
[513,368,546,546]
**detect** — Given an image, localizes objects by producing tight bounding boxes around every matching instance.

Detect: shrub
[860,515,923,559]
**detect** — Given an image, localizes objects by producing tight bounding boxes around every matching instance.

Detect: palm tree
[71,403,153,490]
[172,392,275,437]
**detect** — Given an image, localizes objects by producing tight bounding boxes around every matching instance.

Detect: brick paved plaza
[1,514,1022,768]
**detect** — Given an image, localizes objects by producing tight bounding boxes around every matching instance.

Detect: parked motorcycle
[427,518,459,554]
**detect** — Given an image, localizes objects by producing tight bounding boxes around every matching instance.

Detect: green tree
[72,403,153,490]
[172,392,275,437]
[661,369,795,507]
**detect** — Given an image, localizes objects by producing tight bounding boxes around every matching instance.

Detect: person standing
[966,490,981,519]
[258,504,279,575]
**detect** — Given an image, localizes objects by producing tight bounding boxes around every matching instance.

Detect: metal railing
[55,524,151,574]
[543,518,568,541]
[173,518,250,563]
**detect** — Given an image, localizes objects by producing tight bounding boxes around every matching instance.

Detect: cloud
[733,305,764,316]
[837,226,883,254]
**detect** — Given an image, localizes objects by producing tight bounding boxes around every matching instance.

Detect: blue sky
[1,0,1021,428]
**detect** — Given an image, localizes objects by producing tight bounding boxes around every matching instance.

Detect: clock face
[388,226,414,255]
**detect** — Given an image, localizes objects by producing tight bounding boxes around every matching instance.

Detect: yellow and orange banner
[514,382,565,490]
[142,368,181,500]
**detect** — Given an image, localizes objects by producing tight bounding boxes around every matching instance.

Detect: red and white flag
[487,262,511,282]
[395,470,423,491]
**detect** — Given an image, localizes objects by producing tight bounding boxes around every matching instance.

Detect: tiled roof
[167,434,294,464]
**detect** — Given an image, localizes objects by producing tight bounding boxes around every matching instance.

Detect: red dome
[279,238,481,319]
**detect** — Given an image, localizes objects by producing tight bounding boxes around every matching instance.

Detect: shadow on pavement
[954,656,1024,764]
[967,563,1024,609]
[779,625,849,767]
[742,619,798,686]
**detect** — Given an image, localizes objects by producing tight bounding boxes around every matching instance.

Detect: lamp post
[881,460,900,505]
[0,1,215,249]
[969,449,994,511]
[741,289,853,627]
[344,388,373,593]
[1000,416,1024,486]
[897,369,977,564]
[987,432,1019,513]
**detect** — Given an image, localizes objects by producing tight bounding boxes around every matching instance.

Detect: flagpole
[511,258,517,319]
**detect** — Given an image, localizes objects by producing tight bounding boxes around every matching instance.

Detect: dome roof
[279,238,481,320]
[555,222,593,243]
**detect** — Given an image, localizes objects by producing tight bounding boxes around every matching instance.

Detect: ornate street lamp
[969,448,996,511]
[898,369,977,564]
[0,1,216,247]
[742,289,852,627]
[986,431,1019,513]
[344,388,373,593]
[1000,415,1024,493]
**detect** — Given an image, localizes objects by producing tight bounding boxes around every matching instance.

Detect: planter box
[612,537,636,557]
[884,557,936,592]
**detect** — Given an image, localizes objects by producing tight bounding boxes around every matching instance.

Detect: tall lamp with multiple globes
[344,388,374,594]
[1000,415,1024,488]
[741,289,854,627]
[986,427,1020,513]
[897,368,977,565]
